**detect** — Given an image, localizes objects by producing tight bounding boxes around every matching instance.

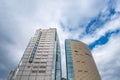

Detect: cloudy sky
[0,0,120,80]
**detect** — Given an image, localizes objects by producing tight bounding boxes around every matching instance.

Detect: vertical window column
[65,40,74,80]
[29,32,42,63]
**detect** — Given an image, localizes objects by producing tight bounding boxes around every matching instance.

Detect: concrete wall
[70,40,101,80]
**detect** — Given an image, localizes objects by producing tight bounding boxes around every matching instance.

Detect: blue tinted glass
[55,33,61,80]
[65,40,74,80]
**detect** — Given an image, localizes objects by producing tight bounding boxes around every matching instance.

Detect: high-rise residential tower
[65,39,101,80]
[10,28,61,80]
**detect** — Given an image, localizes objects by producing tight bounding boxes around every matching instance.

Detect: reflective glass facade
[55,34,61,80]
[65,39,74,80]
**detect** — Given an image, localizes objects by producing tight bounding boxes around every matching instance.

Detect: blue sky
[0,0,120,80]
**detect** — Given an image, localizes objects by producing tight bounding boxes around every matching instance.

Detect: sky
[0,0,120,80]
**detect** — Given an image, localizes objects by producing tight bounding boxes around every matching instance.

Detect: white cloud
[0,0,120,79]
[92,32,120,80]
[80,15,120,44]
[60,0,105,29]
[115,0,120,12]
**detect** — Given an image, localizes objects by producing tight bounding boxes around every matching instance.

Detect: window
[81,61,85,63]
[42,54,48,56]
[39,70,46,73]
[40,66,46,68]
[28,66,30,68]
[85,53,91,57]
[41,57,47,59]
[35,58,40,59]
[84,70,88,72]
[56,54,58,61]
[32,70,37,73]
[78,70,82,72]
[39,45,44,47]
[41,62,47,64]
[34,62,39,64]
[74,50,78,52]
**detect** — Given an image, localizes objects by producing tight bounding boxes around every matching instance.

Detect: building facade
[65,39,101,80]
[11,28,61,80]
[7,69,16,80]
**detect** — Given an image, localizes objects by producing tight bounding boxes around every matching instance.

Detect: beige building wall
[70,40,101,80]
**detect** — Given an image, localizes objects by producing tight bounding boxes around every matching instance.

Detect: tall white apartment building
[9,28,61,80]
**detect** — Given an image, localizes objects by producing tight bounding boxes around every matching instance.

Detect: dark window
[36,58,40,59]
[78,70,82,72]
[42,55,48,56]
[34,62,39,64]
[41,62,47,64]
[85,53,91,57]
[40,66,46,68]
[81,61,85,63]
[56,54,58,61]
[74,50,78,52]
[28,66,30,68]
[39,70,46,73]
[84,71,88,72]
[32,70,37,73]
[41,57,47,59]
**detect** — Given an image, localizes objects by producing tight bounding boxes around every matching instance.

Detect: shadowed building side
[65,39,101,80]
